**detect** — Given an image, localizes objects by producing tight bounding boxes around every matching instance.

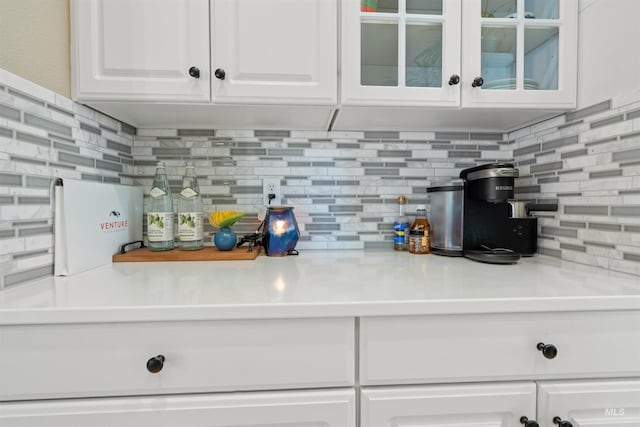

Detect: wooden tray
[112,246,259,262]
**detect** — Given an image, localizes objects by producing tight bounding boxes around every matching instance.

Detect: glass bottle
[393,195,410,251]
[147,162,174,251]
[409,204,431,255]
[178,164,204,250]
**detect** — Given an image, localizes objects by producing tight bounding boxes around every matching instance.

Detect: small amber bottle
[409,205,430,254]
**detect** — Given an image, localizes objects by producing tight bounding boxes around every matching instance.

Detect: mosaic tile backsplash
[1,69,639,288]
[510,95,640,276]
[0,70,135,289]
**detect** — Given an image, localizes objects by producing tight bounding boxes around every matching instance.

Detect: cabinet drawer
[0,389,356,427]
[361,382,536,427]
[537,379,640,426]
[360,311,640,385]
[0,318,354,400]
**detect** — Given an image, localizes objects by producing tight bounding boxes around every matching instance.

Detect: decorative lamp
[262,206,300,256]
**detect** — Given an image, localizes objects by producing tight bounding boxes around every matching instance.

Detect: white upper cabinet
[72,0,211,102]
[341,0,462,107]
[461,0,578,108]
[211,0,337,105]
[72,0,337,105]
[341,0,577,109]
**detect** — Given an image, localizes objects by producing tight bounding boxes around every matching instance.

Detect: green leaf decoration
[218,212,245,228]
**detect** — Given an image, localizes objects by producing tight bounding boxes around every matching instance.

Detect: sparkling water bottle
[178,164,203,250]
[147,162,174,251]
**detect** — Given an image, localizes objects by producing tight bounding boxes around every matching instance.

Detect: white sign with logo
[54,179,143,276]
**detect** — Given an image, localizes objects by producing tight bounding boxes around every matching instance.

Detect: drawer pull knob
[472,76,484,87]
[146,355,165,373]
[214,68,226,80]
[188,67,200,79]
[553,416,573,427]
[520,416,539,427]
[537,342,558,359]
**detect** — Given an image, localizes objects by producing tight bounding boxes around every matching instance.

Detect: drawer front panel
[537,379,640,427]
[360,311,640,385]
[0,389,356,426]
[0,318,354,400]
[362,382,536,427]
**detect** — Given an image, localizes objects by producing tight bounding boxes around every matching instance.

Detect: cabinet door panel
[341,0,461,107]
[461,0,577,108]
[73,0,210,101]
[212,0,337,104]
[0,389,355,427]
[538,379,640,427]
[361,382,536,427]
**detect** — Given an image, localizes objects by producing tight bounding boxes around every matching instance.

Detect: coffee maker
[459,163,548,264]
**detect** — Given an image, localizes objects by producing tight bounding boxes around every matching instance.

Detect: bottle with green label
[178,163,203,250]
[147,162,174,251]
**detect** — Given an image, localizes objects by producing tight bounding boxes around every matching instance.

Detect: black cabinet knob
[520,416,539,427]
[537,342,558,359]
[146,355,165,373]
[472,76,484,87]
[448,74,460,85]
[214,68,226,80]
[553,416,573,427]
[188,67,200,79]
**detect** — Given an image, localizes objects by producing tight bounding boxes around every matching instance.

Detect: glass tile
[407,0,442,15]
[406,23,443,87]
[361,0,398,13]
[361,22,399,86]
[481,0,517,18]
[525,0,559,19]
[524,27,559,90]
[481,26,516,89]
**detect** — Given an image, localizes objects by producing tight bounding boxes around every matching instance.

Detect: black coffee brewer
[459,163,556,264]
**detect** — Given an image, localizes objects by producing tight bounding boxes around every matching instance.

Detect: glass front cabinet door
[342,0,577,110]
[461,0,578,108]
[341,0,462,107]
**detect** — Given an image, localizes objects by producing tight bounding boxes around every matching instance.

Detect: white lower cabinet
[361,382,536,427]
[361,379,640,427]
[4,312,640,426]
[537,379,640,427]
[0,389,356,427]
[359,311,640,427]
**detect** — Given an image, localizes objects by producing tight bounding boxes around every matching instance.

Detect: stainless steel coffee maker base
[427,180,464,257]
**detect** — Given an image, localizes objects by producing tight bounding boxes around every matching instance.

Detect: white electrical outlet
[262,178,281,207]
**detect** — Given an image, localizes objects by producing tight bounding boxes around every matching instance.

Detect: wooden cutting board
[112,246,260,262]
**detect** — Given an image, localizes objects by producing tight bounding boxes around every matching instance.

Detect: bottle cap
[416,204,426,210]
[397,195,407,204]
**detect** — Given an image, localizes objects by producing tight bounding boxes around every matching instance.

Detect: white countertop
[2,250,640,325]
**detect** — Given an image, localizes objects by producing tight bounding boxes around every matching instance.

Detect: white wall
[577,0,640,108]
[0,0,70,98]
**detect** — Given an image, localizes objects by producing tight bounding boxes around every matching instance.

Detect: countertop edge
[4,295,640,325]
